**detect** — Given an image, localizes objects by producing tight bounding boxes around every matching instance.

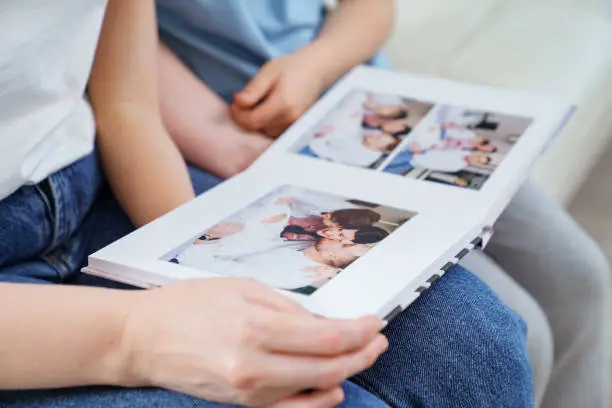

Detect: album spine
[382,229,492,324]
[413,235,485,295]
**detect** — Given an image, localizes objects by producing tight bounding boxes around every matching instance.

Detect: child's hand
[231,50,327,138]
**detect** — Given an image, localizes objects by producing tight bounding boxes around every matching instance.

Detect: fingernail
[380,335,389,352]
[333,387,345,404]
[373,316,385,330]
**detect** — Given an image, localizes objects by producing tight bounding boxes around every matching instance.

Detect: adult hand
[230,48,328,138]
[119,278,387,407]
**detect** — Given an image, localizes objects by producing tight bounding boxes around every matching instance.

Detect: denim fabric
[352,268,533,408]
[0,152,534,407]
[382,150,414,175]
[0,382,387,408]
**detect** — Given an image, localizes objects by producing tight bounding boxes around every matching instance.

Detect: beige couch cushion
[387,0,612,203]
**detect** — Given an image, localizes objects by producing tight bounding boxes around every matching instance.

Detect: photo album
[83,66,574,320]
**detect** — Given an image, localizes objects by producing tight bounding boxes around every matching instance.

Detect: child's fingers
[263,123,288,139]
[235,67,277,108]
[237,94,285,132]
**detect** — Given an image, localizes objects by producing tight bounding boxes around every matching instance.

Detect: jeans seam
[41,251,72,282]
[350,376,397,408]
[33,181,58,255]
[46,177,65,250]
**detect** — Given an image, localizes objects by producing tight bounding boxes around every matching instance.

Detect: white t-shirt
[0,1,108,201]
[177,201,321,289]
[308,91,382,167]
[411,149,469,173]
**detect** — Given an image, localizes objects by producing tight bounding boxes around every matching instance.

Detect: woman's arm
[0,0,187,389]
[89,0,194,227]
[0,2,386,403]
[0,284,132,389]
[158,43,272,179]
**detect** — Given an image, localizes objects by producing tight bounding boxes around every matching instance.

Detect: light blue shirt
[157,0,388,102]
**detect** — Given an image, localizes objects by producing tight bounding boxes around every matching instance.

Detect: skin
[363,131,397,152]
[363,115,409,135]
[321,213,336,228]
[362,114,385,128]
[381,119,409,135]
[470,138,497,153]
[318,227,358,244]
[0,2,388,407]
[158,43,272,179]
[262,213,289,224]
[230,0,396,138]
[475,144,497,153]
[302,265,343,283]
[304,239,371,269]
[466,153,492,166]
[281,231,318,241]
[372,105,407,119]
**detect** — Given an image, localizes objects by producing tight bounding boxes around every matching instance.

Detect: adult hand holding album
[84,66,574,321]
[120,277,386,407]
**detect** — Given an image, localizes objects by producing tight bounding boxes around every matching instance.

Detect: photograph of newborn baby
[291,90,434,169]
[166,185,415,295]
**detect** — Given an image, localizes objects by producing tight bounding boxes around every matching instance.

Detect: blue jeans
[0,152,534,407]
[383,150,414,175]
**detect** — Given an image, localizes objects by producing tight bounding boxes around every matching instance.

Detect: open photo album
[83,66,574,320]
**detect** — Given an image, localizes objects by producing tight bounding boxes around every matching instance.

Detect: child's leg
[461,250,553,406]
[351,266,534,408]
[485,180,611,408]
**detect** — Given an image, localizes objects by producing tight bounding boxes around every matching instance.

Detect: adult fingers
[255,334,388,390]
[257,313,383,356]
[268,387,345,408]
[240,279,310,316]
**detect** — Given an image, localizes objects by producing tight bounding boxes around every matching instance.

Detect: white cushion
[387,1,612,203]
[387,0,505,73]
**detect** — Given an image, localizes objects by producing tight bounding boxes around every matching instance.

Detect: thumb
[235,67,277,108]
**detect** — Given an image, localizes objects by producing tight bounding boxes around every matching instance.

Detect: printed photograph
[165,185,415,295]
[380,105,534,190]
[291,90,435,169]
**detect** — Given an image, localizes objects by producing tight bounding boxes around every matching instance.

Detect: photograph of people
[381,105,533,190]
[293,90,433,169]
[168,185,414,294]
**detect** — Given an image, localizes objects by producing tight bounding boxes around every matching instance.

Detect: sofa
[385,0,612,205]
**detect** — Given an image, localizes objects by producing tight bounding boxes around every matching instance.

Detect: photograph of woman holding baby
[292,90,433,169]
[168,185,414,294]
